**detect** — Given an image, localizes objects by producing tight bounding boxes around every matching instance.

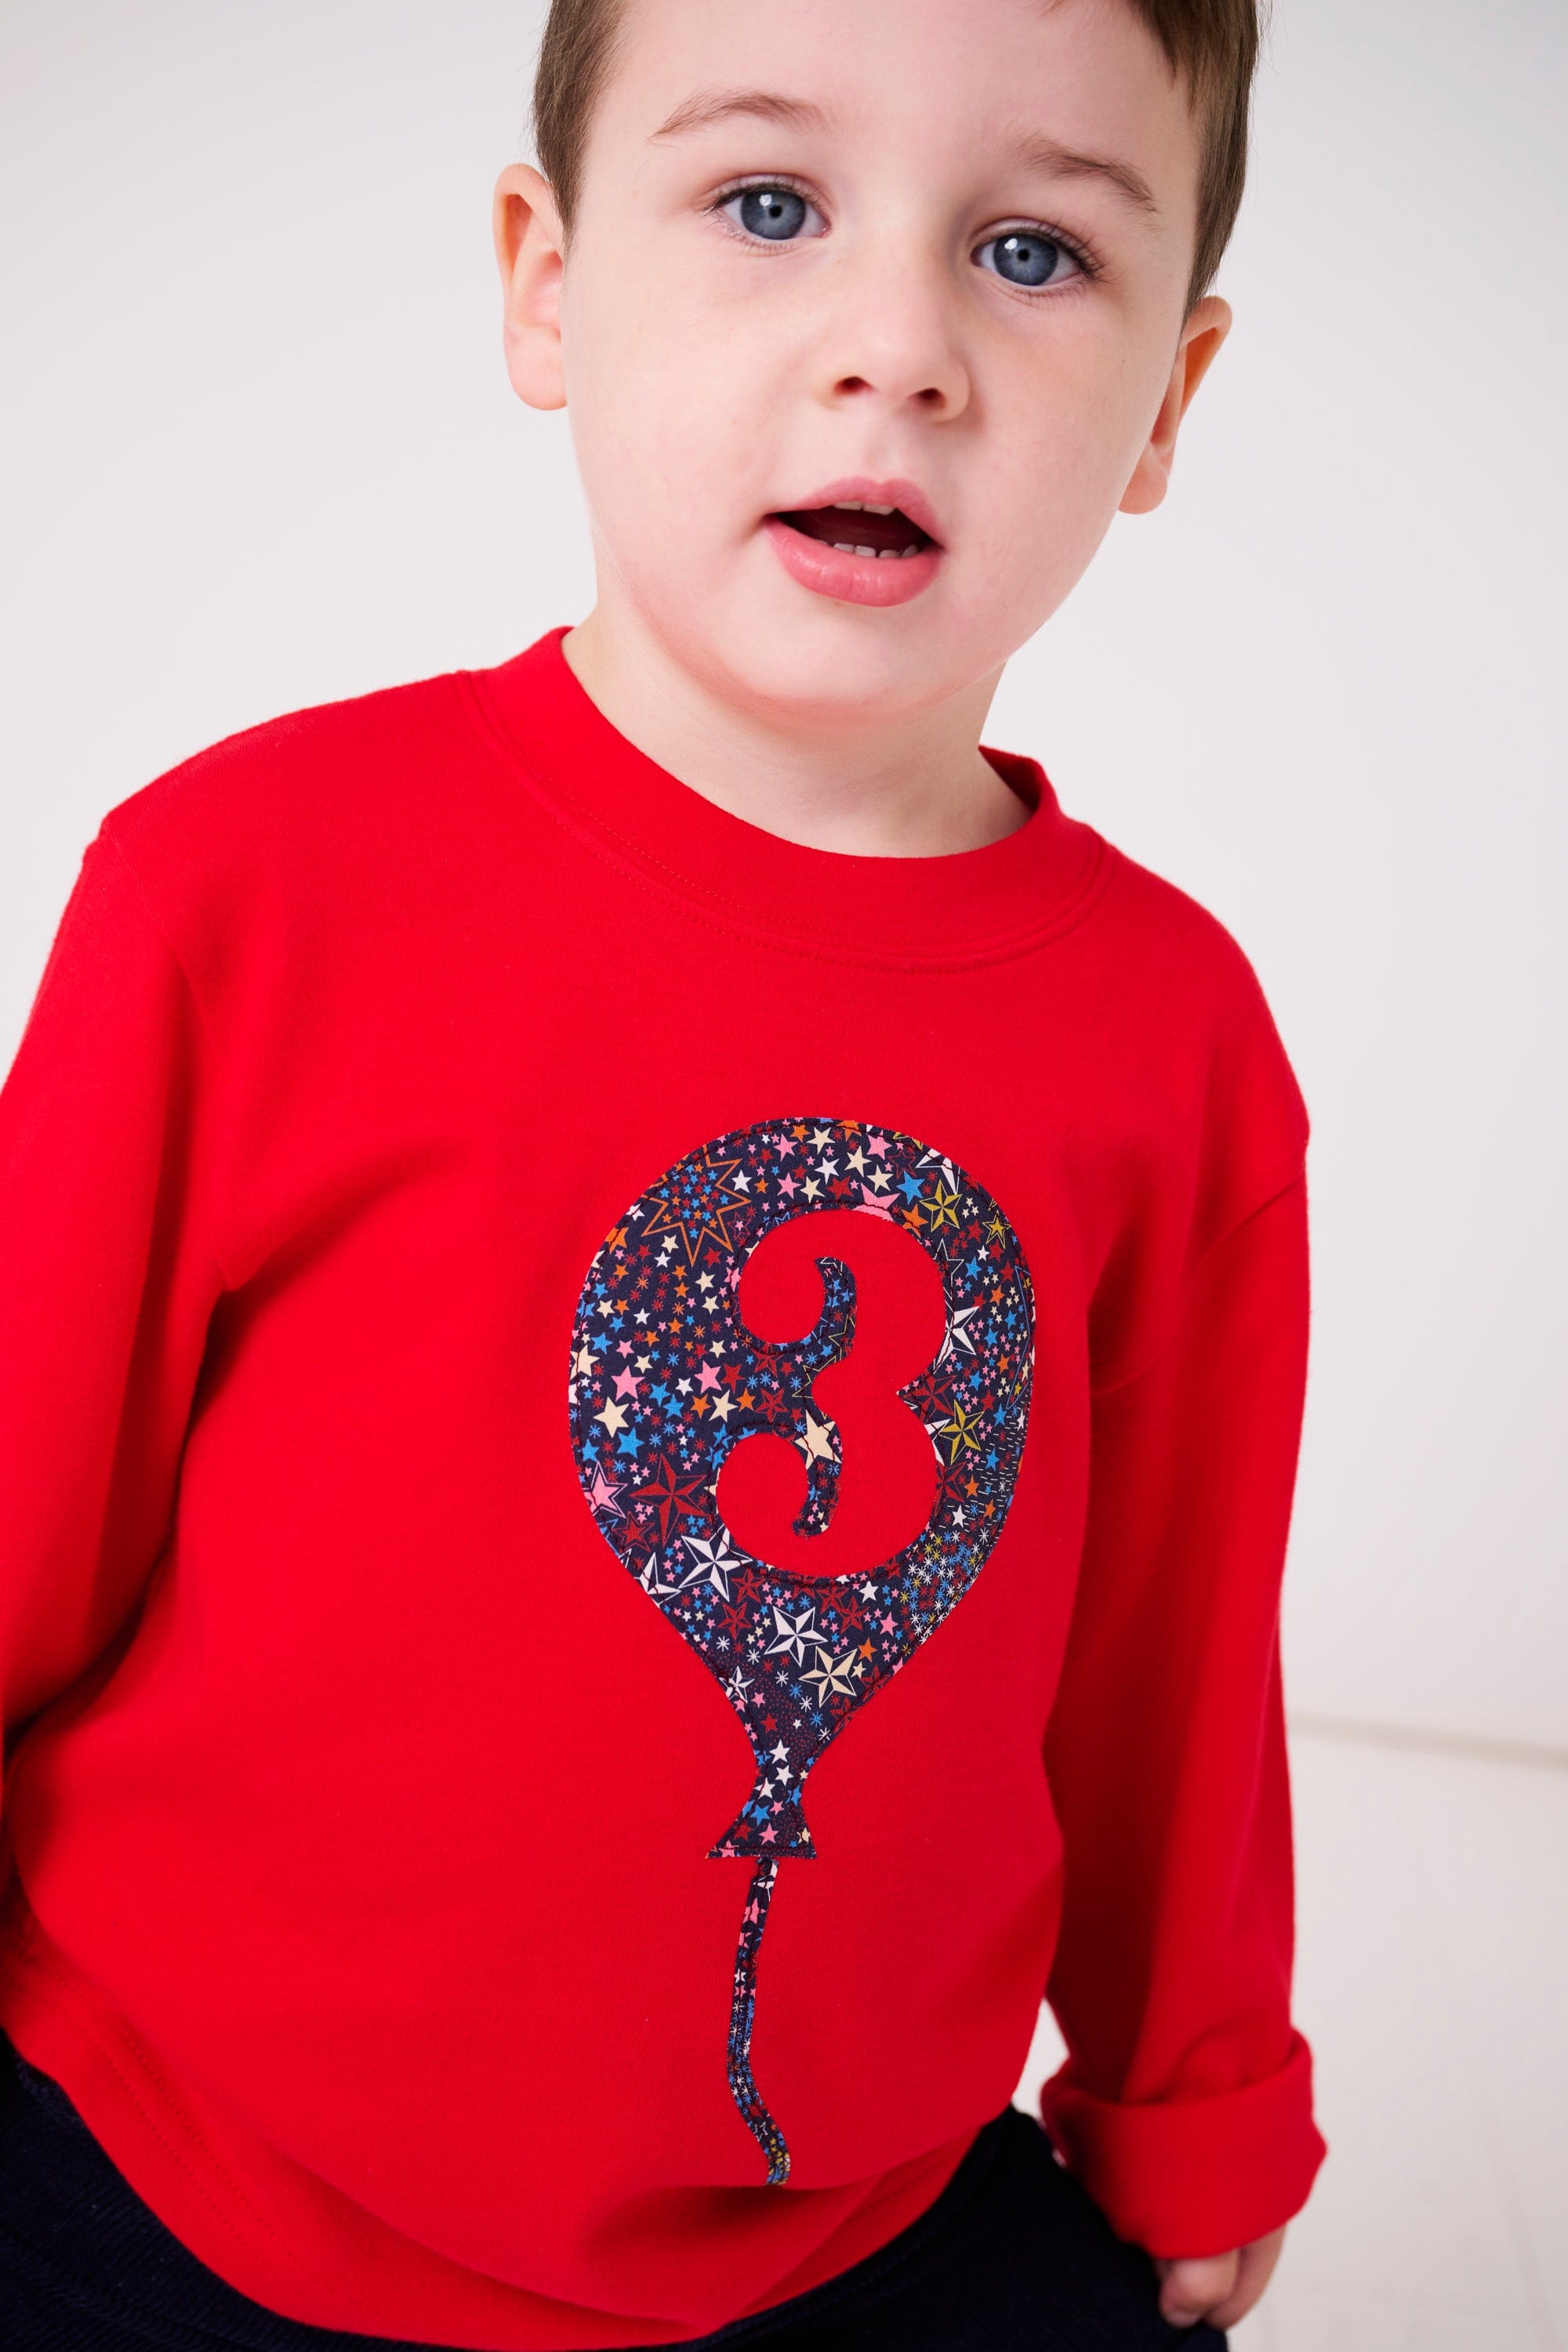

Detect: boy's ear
[492,162,568,412]
[1119,295,1232,515]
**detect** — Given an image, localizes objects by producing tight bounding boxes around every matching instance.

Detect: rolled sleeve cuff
[1037,2030,1327,2259]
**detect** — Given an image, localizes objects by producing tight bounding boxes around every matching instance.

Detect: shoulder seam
[1088,1163,1308,1403]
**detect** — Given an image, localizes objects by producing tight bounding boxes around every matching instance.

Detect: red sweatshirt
[0,627,1324,2345]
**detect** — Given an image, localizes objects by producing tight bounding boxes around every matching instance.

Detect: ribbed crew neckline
[461,626,1110,971]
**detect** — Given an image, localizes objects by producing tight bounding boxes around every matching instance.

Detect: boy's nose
[810,273,971,422]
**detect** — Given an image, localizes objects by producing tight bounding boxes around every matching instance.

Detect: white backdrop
[3,2,1564,1751]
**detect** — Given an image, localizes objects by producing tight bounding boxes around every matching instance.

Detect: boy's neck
[561,604,1030,860]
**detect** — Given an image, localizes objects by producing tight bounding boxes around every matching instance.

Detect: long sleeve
[0,829,223,1871]
[1038,1171,1327,2259]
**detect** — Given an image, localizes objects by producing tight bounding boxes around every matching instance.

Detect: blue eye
[721,185,824,242]
[974,230,1081,289]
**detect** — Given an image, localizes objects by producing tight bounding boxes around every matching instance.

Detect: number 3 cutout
[717,1207,947,1587]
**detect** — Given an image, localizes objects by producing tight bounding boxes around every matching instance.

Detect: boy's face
[496,0,1228,729]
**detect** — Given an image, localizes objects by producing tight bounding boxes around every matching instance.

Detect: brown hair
[532,0,1261,314]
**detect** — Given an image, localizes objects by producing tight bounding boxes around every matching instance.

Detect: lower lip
[763,517,942,608]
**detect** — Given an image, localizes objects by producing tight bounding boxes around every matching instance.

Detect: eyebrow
[651,89,830,142]
[1003,131,1161,218]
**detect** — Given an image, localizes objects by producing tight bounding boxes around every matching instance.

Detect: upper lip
[771,477,943,548]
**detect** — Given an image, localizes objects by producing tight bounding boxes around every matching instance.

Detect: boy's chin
[643,558,978,725]
[711,622,963,727]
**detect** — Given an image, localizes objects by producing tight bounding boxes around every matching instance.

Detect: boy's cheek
[572,375,733,545]
[569,330,781,547]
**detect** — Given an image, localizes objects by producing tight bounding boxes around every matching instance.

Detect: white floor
[1013,1727,1568,2350]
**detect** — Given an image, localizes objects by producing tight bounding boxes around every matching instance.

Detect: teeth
[834,500,863,512]
[855,545,877,557]
[862,502,895,515]
[832,542,856,552]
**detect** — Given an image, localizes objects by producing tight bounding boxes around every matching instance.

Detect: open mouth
[771,501,936,561]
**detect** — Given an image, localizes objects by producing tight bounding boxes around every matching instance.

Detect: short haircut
[532,0,1261,316]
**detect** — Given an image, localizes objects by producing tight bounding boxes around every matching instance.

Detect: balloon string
[726,1857,791,2184]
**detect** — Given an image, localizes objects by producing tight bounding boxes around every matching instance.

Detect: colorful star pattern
[568,1117,1034,2185]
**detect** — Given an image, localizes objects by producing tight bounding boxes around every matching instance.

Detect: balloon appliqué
[568,1117,1034,2182]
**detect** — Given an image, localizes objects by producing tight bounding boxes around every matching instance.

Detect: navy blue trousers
[0,2030,1224,2350]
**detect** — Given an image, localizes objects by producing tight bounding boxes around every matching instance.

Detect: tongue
[779,506,928,555]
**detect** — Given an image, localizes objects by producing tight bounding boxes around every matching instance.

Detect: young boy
[0,0,1326,2344]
